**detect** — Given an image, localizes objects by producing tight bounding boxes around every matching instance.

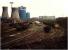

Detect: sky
[0,0,68,18]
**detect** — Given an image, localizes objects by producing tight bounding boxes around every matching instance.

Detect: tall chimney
[11,7,20,23]
[2,7,9,18]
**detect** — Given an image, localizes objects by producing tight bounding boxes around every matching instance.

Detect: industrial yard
[1,17,67,49]
[0,2,67,49]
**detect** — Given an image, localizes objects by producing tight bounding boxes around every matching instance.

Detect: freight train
[14,22,30,31]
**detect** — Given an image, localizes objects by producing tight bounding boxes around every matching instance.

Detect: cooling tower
[11,7,20,19]
[11,7,20,23]
[2,7,9,18]
[11,7,20,22]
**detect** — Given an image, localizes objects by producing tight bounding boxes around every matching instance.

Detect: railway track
[1,22,66,49]
[1,32,36,48]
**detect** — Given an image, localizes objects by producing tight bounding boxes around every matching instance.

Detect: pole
[10,2,13,8]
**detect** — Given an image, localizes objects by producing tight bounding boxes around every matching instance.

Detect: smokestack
[11,7,20,23]
[2,7,9,18]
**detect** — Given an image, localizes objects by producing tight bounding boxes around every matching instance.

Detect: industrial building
[39,16,55,20]
[19,6,27,21]
[19,6,30,21]
[1,6,30,22]
[26,12,30,20]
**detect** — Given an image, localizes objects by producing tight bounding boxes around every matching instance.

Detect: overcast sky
[0,0,68,18]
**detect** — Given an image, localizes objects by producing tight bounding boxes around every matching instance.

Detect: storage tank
[19,6,26,21]
[11,7,20,23]
[26,12,30,20]
[2,7,9,18]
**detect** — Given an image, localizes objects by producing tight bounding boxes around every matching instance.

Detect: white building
[39,16,55,20]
